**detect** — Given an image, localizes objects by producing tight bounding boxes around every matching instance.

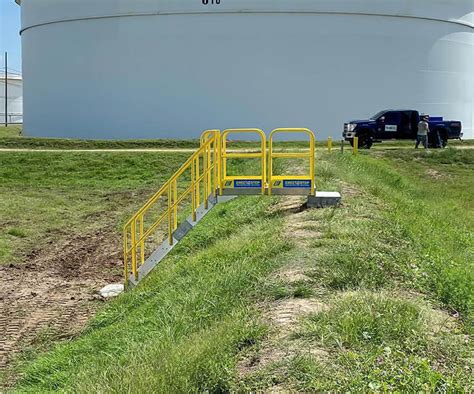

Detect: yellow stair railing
[123,130,221,284]
[123,127,318,285]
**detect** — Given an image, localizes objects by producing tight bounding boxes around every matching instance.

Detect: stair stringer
[128,194,236,287]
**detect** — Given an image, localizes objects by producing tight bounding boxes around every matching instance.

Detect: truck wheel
[358,134,373,149]
[440,133,448,148]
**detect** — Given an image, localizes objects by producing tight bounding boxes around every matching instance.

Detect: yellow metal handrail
[268,128,315,196]
[123,130,221,283]
[220,128,267,195]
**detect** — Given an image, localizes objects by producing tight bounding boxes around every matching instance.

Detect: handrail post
[131,219,137,280]
[139,215,145,265]
[262,133,266,195]
[196,155,200,208]
[353,137,358,155]
[341,139,344,154]
[328,137,332,152]
[123,228,128,285]
[173,179,178,230]
[220,136,226,195]
[310,132,315,196]
[168,185,173,245]
[268,136,273,196]
[203,145,209,209]
[191,159,197,222]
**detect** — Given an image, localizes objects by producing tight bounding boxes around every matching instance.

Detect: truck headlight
[348,124,357,132]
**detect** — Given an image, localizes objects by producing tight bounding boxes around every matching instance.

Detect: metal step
[128,195,236,286]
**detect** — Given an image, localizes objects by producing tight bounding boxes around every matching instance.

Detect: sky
[0,0,22,73]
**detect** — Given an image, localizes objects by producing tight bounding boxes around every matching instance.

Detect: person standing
[415,115,429,149]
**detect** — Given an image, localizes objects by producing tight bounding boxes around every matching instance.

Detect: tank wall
[20,0,474,139]
[0,78,23,123]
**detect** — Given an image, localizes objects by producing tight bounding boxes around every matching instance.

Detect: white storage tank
[0,72,23,125]
[16,0,474,139]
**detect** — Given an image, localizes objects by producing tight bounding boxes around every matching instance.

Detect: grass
[11,196,288,392]
[0,125,22,138]
[2,139,472,391]
[237,148,473,392]
[0,151,190,264]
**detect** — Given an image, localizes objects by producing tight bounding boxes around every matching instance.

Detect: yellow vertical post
[310,133,315,196]
[268,135,273,196]
[213,137,217,196]
[221,137,226,195]
[353,137,358,155]
[191,159,197,222]
[195,155,200,208]
[328,137,332,152]
[217,133,222,195]
[173,179,178,230]
[261,135,266,195]
[168,185,173,245]
[131,219,137,280]
[139,215,145,265]
[123,228,128,285]
[203,146,208,209]
[206,143,211,198]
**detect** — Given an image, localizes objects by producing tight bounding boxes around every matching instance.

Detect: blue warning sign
[283,180,311,188]
[234,180,262,188]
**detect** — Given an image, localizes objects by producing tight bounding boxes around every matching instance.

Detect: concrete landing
[307,191,341,208]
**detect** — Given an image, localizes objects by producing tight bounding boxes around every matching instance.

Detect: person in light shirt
[415,115,429,149]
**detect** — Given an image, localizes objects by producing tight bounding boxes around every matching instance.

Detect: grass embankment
[0,152,191,265]
[6,147,473,391]
[13,196,287,392]
[256,148,472,391]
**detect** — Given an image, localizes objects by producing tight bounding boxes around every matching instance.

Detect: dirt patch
[238,298,328,376]
[238,196,330,379]
[269,298,329,336]
[426,168,444,180]
[340,181,362,198]
[275,268,311,284]
[0,229,122,373]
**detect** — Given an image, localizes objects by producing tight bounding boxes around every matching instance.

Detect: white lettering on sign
[385,125,397,132]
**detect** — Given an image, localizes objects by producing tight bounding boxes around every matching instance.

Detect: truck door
[399,111,415,138]
[380,111,400,139]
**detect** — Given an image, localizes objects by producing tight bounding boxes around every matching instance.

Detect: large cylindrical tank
[17,0,474,139]
[0,73,23,124]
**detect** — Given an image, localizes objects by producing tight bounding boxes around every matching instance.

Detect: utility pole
[4,52,7,127]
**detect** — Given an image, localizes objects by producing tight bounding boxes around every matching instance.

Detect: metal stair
[128,195,235,286]
[123,128,340,287]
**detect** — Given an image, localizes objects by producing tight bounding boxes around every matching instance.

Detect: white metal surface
[0,74,23,124]
[17,0,474,139]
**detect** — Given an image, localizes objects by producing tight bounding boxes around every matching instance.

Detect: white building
[0,72,23,124]
[16,0,474,139]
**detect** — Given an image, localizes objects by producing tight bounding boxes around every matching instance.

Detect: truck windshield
[370,111,387,120]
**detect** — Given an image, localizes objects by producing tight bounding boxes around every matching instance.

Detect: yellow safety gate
[220,128,267,195]
[123,127,317,283]
[268,128,315,196]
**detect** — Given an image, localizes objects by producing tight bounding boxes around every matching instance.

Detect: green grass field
[0,134,472,391]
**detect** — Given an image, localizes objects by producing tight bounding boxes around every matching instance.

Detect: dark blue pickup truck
[343,109,463,149]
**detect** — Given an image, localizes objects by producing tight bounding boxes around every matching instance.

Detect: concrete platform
[307,191,341,208]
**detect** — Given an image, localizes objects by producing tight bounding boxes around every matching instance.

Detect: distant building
[0,72,23,124]
[15,0,474,139]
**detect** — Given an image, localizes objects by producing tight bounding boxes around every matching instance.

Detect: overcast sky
[0,0,22,72]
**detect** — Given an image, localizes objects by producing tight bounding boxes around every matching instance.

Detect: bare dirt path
[0,145,471,153]
[0,229,122,375]
[0,148,197,153]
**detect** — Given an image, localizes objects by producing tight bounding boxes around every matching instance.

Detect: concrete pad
[307,191,341,208]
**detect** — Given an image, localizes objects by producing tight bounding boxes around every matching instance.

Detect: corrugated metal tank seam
[18,10,474,35]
